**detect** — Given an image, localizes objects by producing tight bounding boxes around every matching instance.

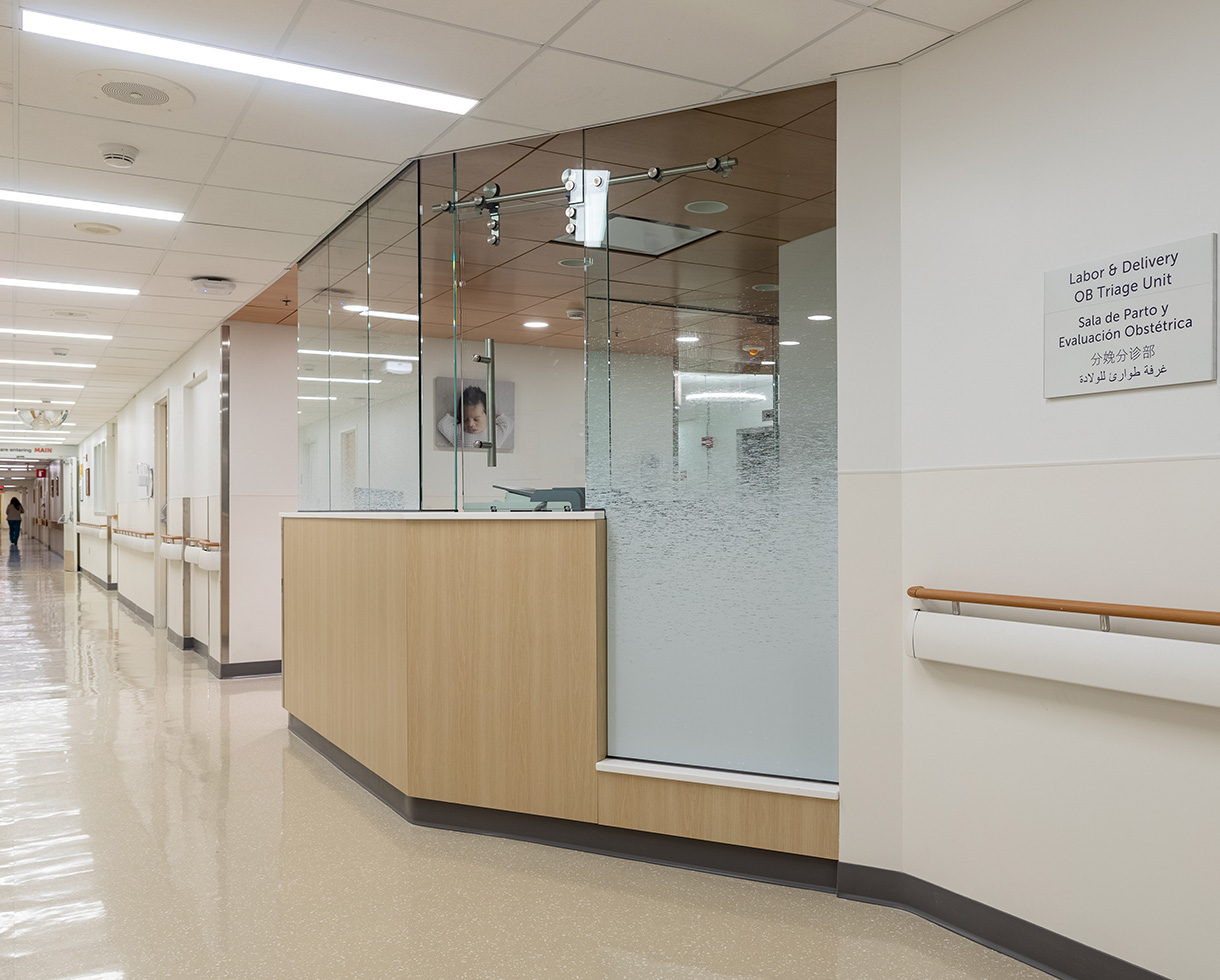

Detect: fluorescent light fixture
[22,10,478,114]
[675,336,700,343]
[298,395,337,401]
[807,314,833,321]
[0,358,95,369]
[0,397,74,405]
[0,327,113,340]
[341,304,420,322]
[684,392,768,402]
[760,360,776,366]
[0,276,138,296]
[522,320,548,328]
[0,188,182,222]
[778,340,800,346]
[0,381,84,389]
[298,377,381,384]
[298,348,418,361]
[1,436,68,442]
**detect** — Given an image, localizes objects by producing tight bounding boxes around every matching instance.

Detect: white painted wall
[227,321,297,665]
[838,2,1220,977]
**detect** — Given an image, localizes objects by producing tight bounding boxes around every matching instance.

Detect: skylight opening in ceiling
[553,214,717,257]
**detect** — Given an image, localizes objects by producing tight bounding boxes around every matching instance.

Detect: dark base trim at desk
[209,657,281,678]
[288,714,1169,980]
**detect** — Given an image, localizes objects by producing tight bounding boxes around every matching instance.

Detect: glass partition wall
[299,83,839,783]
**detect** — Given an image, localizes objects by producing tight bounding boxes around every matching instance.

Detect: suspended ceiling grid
[0,0,1026,436]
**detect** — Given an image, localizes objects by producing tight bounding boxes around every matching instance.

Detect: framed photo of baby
[433,376,516,452]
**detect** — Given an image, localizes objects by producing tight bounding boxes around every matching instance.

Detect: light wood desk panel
[404,519,604,822]
[282,518,411,792]
[598,771,839,859]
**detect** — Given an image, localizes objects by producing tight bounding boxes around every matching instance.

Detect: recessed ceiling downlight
[523,320,548,328]
[675,336,699,343]
[558,257,592,269]
[74,221,122,235]
[751,283,780,292]
[779,340,801,346]
[807,314,833,321]
[684,201,729,214]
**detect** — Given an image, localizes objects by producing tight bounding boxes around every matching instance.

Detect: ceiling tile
[743,10,951,90]
[189,186,351,237]
[473,49,724,133]
[11,205,179,251]
[232,82,454,164]
[876,0,1025,32]
[554,0,860,87]
[32,0,307,52]
[169,223,315,262]
[349,0,568,44]
[154,251,293,285]
[207,140,397,203]
[120,309,221,331]
[18,33,261,138]
[424,117,550,156]
[16,105,226,182]
[139,275,262,305]
[16,235,163,275]
[282,0,537,99]
[14,160,197,211]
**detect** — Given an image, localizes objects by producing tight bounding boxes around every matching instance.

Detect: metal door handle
[470,338,497,466]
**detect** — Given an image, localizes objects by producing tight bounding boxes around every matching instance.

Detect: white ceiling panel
[472,49,724,132]
[208,141,397,203]
[137,276,263,305]
[12,206,179,251]
[0,102,13,157]
[14,159,197,211]
[189,186,351,237]
[554,0,860,87]
[231,82,454,164]
[18,33,262,138]
[743,10,951,91]
[0,26,13,97]
[32,0,308,54]
[126,294,239,317]
[282,0,536,99]
[169,223,315,263]
[155,251,293,285]
[16,106,226,183]
[422,117,549,156]
[16,235,164,275]
[121,309,227,331]
[876,0,1028,32]
[333,0,569,45]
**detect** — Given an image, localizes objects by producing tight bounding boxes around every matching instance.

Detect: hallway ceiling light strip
[0,358,95,369]
[0,419,76,425]
[0,189,182,222]
[341,305,420,321]
[297,377,381,384]
[298,348,419,361]
[0,277,138,296]
[297,395,337,401]
[0,381,84,389]
[0,397,74,405]
[0,327,113,340]
[22,10,478,114]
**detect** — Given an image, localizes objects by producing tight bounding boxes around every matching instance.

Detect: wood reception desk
[282,511,837,869]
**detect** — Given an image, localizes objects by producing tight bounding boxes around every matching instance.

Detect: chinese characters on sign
[1044,234,1217,397]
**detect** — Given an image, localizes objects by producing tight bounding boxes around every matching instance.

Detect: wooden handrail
[77,521,107,530]
[161,534,183,542]
[907,586,1220,628]
[113,527,154,538]
[185,537,220,549]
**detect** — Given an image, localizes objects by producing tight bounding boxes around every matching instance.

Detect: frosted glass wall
[593,229,838,781]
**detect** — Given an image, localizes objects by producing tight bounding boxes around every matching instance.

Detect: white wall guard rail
[906,587,1220,709]
[77,522,108,540]
[183,539,220,572]
[113,528,155,553]
[159,534,184,562]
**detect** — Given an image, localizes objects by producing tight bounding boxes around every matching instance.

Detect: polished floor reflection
[0,534,1050,980]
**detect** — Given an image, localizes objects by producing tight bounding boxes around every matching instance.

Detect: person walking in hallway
[6,495,23,545]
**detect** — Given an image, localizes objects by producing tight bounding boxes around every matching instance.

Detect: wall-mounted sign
[1044,234,1217,397]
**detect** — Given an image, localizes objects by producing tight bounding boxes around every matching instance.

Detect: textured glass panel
[589,195,839,778]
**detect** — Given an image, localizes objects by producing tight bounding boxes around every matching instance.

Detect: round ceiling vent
[74,222,122,236]
[74,70,196,112]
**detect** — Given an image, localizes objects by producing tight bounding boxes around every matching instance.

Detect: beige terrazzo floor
[0,532,1051,980]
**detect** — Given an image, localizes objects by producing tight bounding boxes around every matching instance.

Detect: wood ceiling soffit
[702,82,836,128]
